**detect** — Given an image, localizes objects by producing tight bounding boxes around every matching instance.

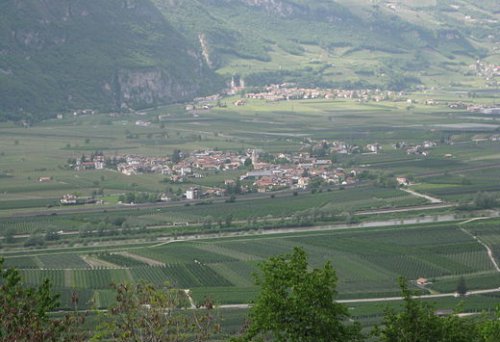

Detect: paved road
[59,287,500,313]
[337,288,500,304]
[215,288,500,309]
[459,220,500,273]
[0,210,478,258]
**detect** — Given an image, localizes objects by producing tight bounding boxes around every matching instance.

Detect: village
[62,133,457,205]
[241,85,407,103]
[469,60,500,86]
[68,145,358,198]
[192,81,500,113]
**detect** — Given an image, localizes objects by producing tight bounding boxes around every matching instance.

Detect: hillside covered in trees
[1,0,498,120]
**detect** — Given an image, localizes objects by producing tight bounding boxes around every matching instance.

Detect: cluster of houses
[73,152,105,171]
[116,155,171,176]
[393,140,437,157]
[70,150,249,178]
[303,138,383,155]
[185,94,224,111]
[470,60,500,82]
[242,84,407,103]
[112,148,359,190]
[239,162,357,193]
[65,109,97,118]
[60,194,78,205]
[69,136,440,191]
[66,135,465,199]
[59,194,101,205]
[179,151,358,196]
[447,102,500,114]
[68,144,360,195]
[135,120,152,127]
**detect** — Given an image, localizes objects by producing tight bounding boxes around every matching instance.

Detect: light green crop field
[2,219,499,312]
[0,93,498,211]
[1,91,499,320]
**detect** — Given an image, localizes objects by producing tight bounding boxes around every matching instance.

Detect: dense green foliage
[93,282,219,341]
[0,259,59,340]
[240,247,362,341]
[0,0,220,119]
[1,0,497,119]
[374,277,500,342]
[0,258,84,341]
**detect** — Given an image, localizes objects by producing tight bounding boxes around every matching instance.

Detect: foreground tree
[479,306,500,342]
[2,255,499,341]
[0,258,85,341]
[93,282,220,341]
[373,277,495,342]
[239,247,362,342]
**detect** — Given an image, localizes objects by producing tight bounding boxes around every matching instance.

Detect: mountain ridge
[0,0,498,120]
[156,0,497,89]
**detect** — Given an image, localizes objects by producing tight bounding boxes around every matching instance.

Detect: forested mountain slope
[0,0,221,120]
[0,0,498,119]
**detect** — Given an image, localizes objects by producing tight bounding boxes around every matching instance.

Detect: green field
[1,1,499,336]
[3,219,499,310]
[0,93,498,220]
[1,91,499,325]
[1,97,499,241]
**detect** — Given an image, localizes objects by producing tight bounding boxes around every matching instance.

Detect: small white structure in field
[185,187,200,200]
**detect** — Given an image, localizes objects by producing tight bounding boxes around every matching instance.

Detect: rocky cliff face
[0,0,221,118]
[115,68,201,110]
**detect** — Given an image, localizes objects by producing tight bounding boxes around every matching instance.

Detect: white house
[185,187,200,200]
